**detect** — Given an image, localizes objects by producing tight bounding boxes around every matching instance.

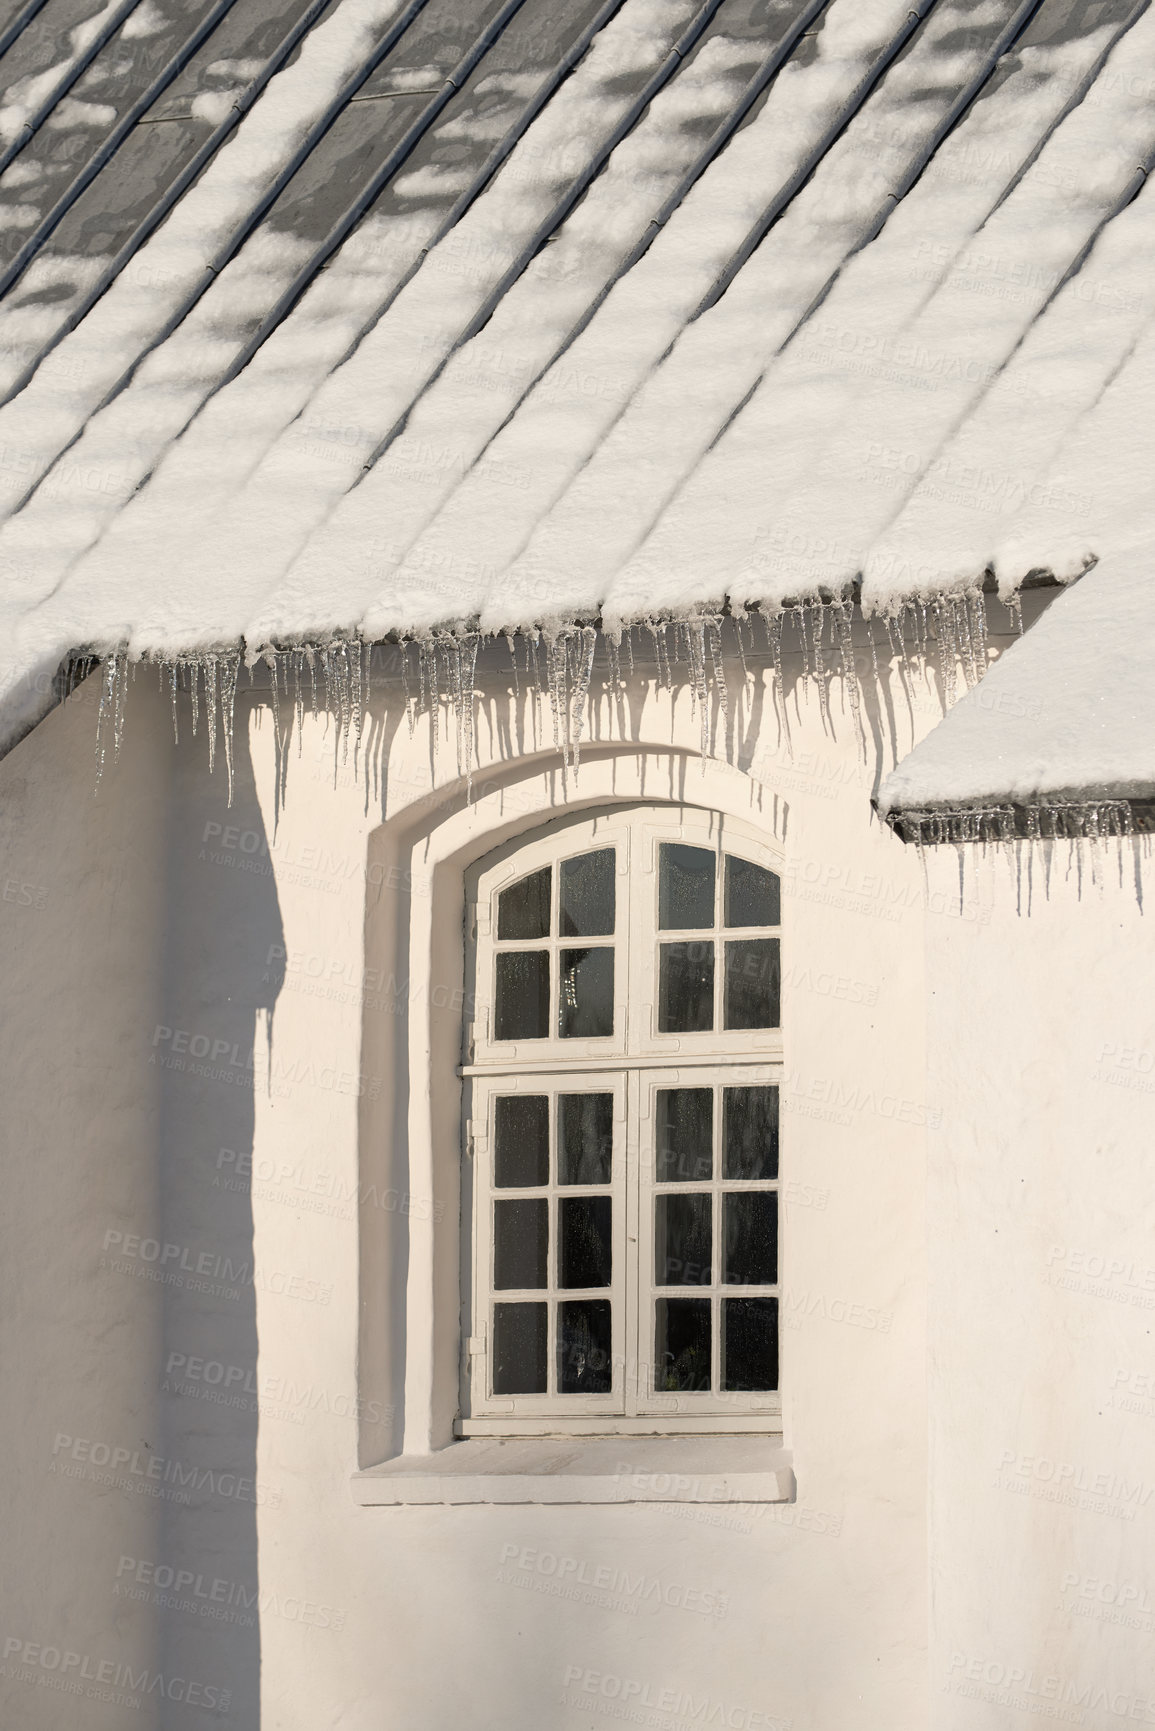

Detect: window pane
[493,1199,547,1289]
[498,867,551,939]
[723,1086,779,1180]
[658,843,716,929]
[655,1298,711,1392]
[722,1297,778,1391]
[494,1095,549,1187]
[559,1093,613,1185]
[558,1300,612,1394]
[656,1088,713,1183]
[724,855,780,927]
[723,1193,778,1285]
[559,947,614,1038]
[658,941,714,1033]
[493,1302,547,1394]
[560,849,615,936]
[559,1196,612,1289]
[723,938,780,1030]
[655,1193,711,1286]
[495,951,549,1040]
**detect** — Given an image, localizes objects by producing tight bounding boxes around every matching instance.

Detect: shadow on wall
[152,687,284,1727]
[0,675,282,1731]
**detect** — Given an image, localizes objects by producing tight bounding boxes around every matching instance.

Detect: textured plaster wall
[5,611,1084,1729]
[923,840,1155,1731]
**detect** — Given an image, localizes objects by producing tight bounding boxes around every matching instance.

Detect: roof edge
[878,797,1155,847]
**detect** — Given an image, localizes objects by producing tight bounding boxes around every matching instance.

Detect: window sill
[351,1435,793,1505]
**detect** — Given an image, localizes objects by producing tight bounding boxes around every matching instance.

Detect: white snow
[876,544,1155,814]
[2,0,1155,798]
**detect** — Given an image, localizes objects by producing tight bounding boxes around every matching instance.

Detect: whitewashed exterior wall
[2,600,1150,1731]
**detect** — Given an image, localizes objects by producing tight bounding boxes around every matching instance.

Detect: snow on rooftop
[876,543,1155,832]
[1,0,1154,787]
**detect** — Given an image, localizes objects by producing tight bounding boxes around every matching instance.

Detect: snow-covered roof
[2,0,1155,763]
[877,545,1155,841]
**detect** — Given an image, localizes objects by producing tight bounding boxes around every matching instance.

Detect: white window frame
[460,804,784,1439]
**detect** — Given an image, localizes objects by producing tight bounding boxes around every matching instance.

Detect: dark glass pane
[655,1298,712,1392]
[559,947,614,1038]
[658,843,716,930]
[723,1087,779,1180]
[655,1193,711,1286]
[560,849,615,936]
[656,1088,713,1183]
[723,1193,778,1285]
[493,1303,547,1394]
[559,1093,613,1185]
[723,938,780,1030]
[658,941,714,1033]
[723,1297,778,1391]
[494,1095,549,1188]
[495,951,549,1040]
[559,1300,613,1394]
[497,866,551,939]
[493,1199,547,1289]
[724,855,780,928]
[559,1196,613,1288]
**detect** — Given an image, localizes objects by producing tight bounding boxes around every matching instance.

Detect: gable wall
[0,605,1082,1730]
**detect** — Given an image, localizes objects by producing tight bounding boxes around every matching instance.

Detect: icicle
[220,651,240,806]
[888,799,1134,849]
[462,631,479,791]
[399,638,416,733]
[291,650,306,753]
[1007,591,1024,634]
[831,599,863,746]
[544,628,571,785]
[706,618,727,722]
[810,604,829,728]
[569,625,597,773]
[166,662,179,745]
[765,610,790,753]
[203,655,219,776]
[265,650,283,765]
[607,634,623,702]
[864,610,882,692]
[95,647,128,785]
[732,613,750,684]
[189,660,200,738]
[931,597,959,708]
[351,639,365,764]
[505,631,520,700]
[968,590,988,678]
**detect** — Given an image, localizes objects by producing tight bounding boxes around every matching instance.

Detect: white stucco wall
[6,599,1141,1731]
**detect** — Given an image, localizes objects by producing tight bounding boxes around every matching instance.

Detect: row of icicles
[85,592,1007,813]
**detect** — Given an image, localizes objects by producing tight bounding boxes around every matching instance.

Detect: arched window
[461,806,782,1437]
